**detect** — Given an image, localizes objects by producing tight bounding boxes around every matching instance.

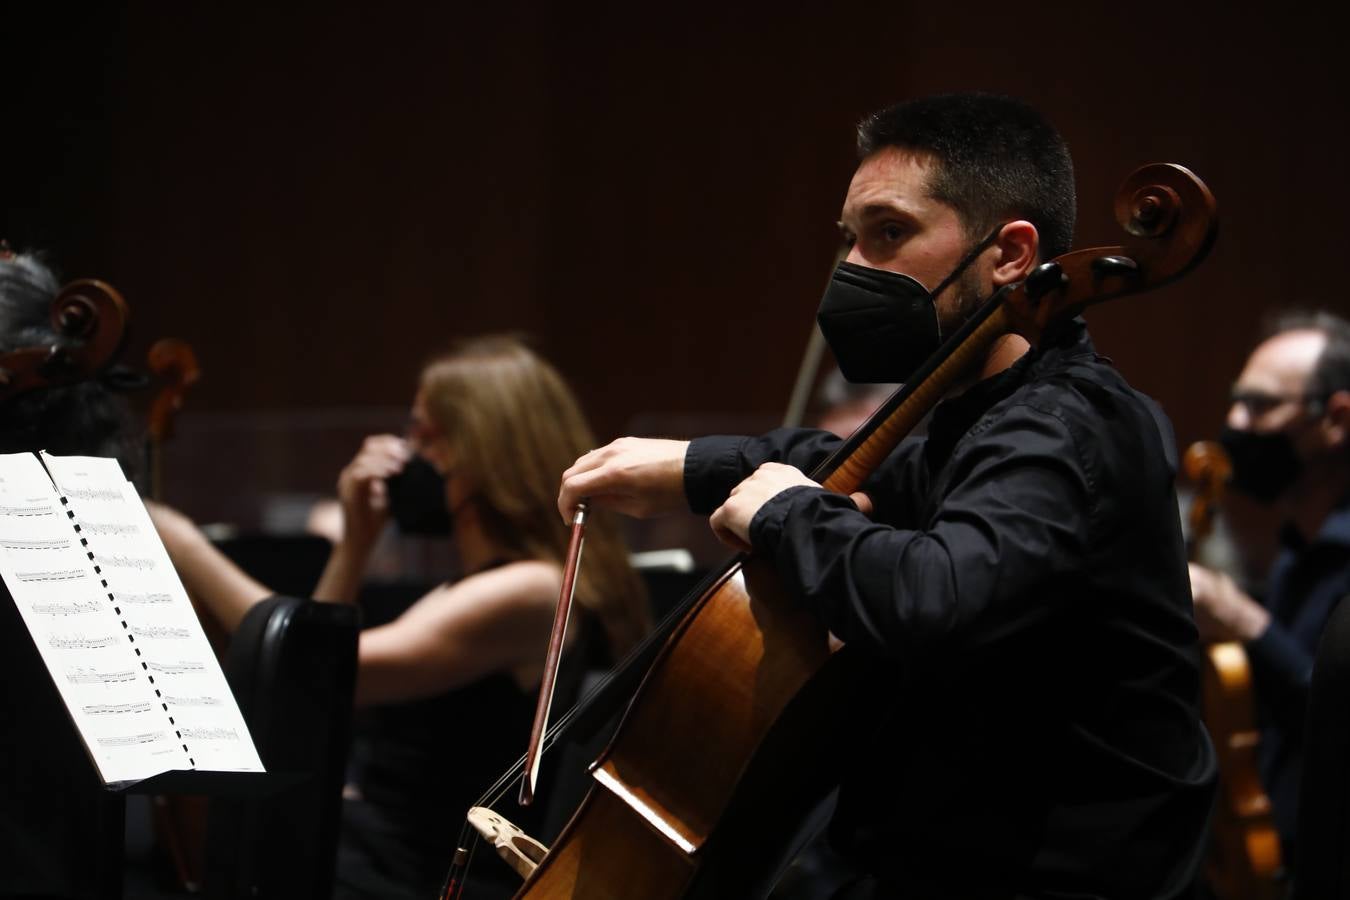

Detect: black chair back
[204,595,359,900]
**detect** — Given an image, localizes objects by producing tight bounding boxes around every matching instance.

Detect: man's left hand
[709,463,821,552]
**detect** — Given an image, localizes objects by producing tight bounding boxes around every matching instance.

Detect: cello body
[1201,643,1282,900]
[520,559,869,898]
[514,164,1218,899]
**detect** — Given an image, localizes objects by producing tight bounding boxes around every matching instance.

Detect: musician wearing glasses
[1189,310,1350,866]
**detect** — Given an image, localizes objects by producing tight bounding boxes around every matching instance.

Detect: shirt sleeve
[746,402,1094,661]
[1245,618,1315,734]
[683,427,844,515]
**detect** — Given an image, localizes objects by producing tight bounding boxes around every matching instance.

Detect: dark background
[6,4,1347,561]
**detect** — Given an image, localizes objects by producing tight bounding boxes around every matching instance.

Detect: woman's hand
[336,435,412,552]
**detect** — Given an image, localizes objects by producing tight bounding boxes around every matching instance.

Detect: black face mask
[385,454,454,535]
[816,225,1003,384]
[1219,425,1305,505]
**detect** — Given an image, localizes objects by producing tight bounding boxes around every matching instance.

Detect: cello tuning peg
[1090,255,1140,279]
[1025,262,1068,302]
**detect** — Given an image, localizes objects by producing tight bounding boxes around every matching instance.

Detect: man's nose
[1226,402,1250,431]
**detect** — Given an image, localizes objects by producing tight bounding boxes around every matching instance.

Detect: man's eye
[881,223,905,241]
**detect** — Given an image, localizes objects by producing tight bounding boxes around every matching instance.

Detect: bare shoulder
[466,559,562,605]
[416,560,562,618]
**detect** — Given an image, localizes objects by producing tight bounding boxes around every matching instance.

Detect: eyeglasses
[1229,389,1325,418]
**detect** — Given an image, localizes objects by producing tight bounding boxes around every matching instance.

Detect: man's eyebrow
[844,201,918,222]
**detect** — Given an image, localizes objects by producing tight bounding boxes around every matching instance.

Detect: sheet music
[0,452,263,784]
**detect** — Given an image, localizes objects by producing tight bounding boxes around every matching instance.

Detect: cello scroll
[1003,163,1217,343]
[0,279,130,403]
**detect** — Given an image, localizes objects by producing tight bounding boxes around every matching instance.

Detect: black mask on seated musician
[556,93,1216,900]
[816,223,1004,383]
[386,454,454,535]
[146,336,650,900]
[1188,310,1350,866]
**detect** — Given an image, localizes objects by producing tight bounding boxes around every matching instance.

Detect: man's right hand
[1188,562,1272,644]
[557,437,691,522]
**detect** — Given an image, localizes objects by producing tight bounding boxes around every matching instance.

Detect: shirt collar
[924,317,1097,471]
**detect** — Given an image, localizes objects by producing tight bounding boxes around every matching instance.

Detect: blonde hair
[419,336,650,657]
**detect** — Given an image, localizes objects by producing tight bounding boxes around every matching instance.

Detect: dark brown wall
[9,5,1350,525]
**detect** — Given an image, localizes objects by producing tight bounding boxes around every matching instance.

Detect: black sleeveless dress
[335,569,604,900]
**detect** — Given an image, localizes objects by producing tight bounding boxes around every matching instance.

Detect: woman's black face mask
[385,454,453,535]
[816,225,1003,384]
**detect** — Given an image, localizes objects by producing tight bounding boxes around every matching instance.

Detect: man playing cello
[558,93,1216,899]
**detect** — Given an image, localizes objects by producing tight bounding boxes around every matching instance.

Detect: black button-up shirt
[684,320,1216,899]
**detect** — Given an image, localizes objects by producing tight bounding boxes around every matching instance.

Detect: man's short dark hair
[1269,309,1350,402]
[857,93,1076,260]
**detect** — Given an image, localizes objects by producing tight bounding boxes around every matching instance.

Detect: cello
[1184,442,1283,899]
[456,163,1218,898]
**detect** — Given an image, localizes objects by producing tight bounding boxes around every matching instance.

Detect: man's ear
[990,220,1039,287]
[1322,389,1350,451]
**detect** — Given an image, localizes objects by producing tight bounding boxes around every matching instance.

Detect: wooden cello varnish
[1184,442,1283,900]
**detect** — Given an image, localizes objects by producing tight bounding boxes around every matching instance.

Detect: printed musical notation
[16,568,88,583]
[180,727,238,741]
[131,625,193,640]
[62,486,123,503]
[0,538,72,552]
[49,634,120,650]
[97,731,165,748]
[78,520,141,538]
[0,501,55,517]
[147,661,207,675]
[99,553,156,574]
[101,554,156,573]
[161,694,223,708]
[116,592,173,606]
[82,701,155,716]
[65,665,139,685]
[31,599,102,616]
[0,451,266,782]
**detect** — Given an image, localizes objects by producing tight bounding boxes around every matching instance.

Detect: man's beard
[937,266,989,336]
